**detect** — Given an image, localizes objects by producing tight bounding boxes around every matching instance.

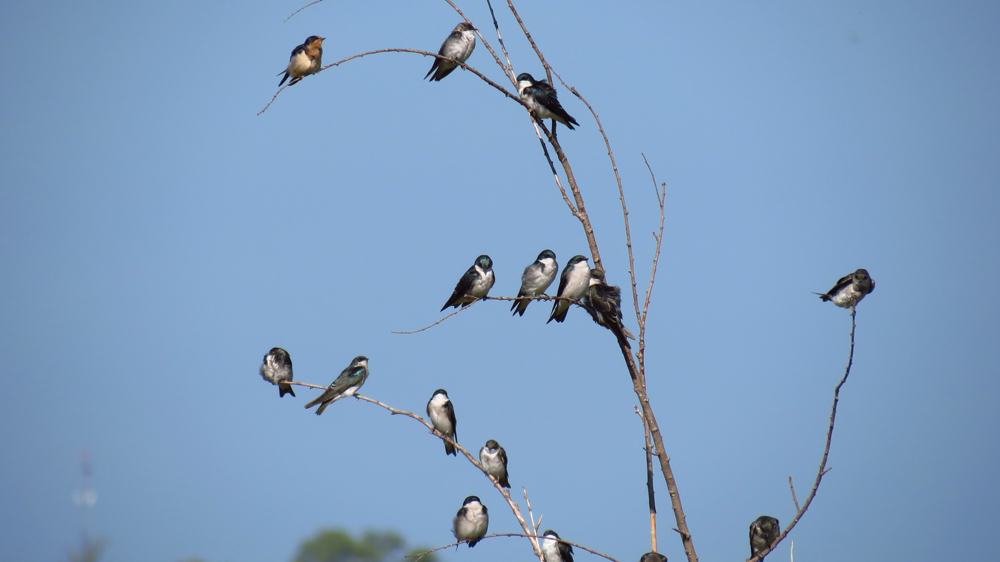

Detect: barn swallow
[541,530,574,562]
[278,35,325,87]
[441,255,495,311]
[512,249,558,316]
[427,389,458,456]
[453,496,489,547]
[639,553,667,562]
[815,268,875,310]
[479,439,509,488]
[259,347,295,397]
[583,268,635,348]
[516,73,579,130]
[749,515,780,560]
[425,22,477,81]
[548,255,590,323]
[303,356,369,415]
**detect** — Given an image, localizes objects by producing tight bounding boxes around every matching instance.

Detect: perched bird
[548,255,590,323]
[452,496,489,547]
[427,389,458,456]
[425,22,477,81]
[512,249,558,316]
[639,553,667,562]
[816,268,875,310]
[479,439,509,488]
[583,268,635,348]
[749,515,780,560]
[259,347,295,398]
[441,255,496,311]
[541,530,574,562]
[278,35,325,87]
[304,356,369,415]
[516,73,579,129]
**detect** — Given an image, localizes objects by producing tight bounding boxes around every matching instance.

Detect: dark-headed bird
[541,530,574,562]
[259,347,295,398]
[441,255,495,311]
[425,22,477,81]
[278,35,324,87]
[816,268,875,310]
[516,73,579,129]
[548,255,590,323]
[479,439,510,488]
[512,249,558,316]
[749,515,780,560]
[583,268,635,348]
[452,496,489,547]
[639,553,667,562]
[427,389,458,456]
[304,356,369,415]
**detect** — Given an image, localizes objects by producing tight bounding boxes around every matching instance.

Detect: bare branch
[283,0,323,22]
[635,406,658,552]
[407,533,620,562]
[391,302,477,335]
[484,0,516,81]
[788,476,800,512]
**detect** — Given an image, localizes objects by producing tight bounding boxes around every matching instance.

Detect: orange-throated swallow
[278,35,324,87]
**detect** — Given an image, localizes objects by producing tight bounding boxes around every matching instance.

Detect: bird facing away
[278,35,325,87]
[512,249,558,316]
[816,268,875,310]
[479,439,509,488]
[639,553,667,562]
[452,496,489,547]
[749,515,780,560]
[583,268,635,348]
[425,22,477,81]
[427,389,458,456]
[441,255,495,311]
[259,347,295,398]
[541,530,574,562]
[548,255,590,323]
[303,356,369,415]
[516,73,579,129]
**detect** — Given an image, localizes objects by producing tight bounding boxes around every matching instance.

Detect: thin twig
[524,487,540,533]
[392,302,477,334]
[635,406,657,552]
[484,0,516,82]
[638,154,667,376]
[408,533,620,562]
[283,0,323,22]
[788,476,800,512]
[391,295,584,334]
[505,1,553,85]
[747,310,859,562]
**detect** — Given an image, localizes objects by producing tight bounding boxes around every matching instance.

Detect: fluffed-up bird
[278,35,324,87]
[749,515,780,560]
[512,249,558,316]
[427,389,458,456]
[442,255,495,311]
[816,268,875,310]
[304,356,369,415]
[583,268,635,348]
[541,530,573,562]
[452,496,488,547]
[548,255,590,323]
[516,73,579,130]
[425,22,476,81]
[479,439,509,488]
[259,347,295,397]
[639,553,666,562]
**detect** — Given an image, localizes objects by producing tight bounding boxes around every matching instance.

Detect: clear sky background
[2,1,998,562]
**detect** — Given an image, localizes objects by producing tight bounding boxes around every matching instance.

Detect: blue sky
[1,1,998,562]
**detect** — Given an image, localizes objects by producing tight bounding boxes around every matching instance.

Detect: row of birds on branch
[275,23,579,129]
[442,251,635,347]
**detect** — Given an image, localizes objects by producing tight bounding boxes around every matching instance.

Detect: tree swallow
[478,439,509,488]
[425,22,477,81]
[259,347,295,398]
[749,515,780,560]
[815,268,875,310]
[441,255,495,311]
[512,249,558,316]
[548,255,590,323]
[427,389,458,456]
[304,356,369,415]
[639,553,667,562]
[516,73,579,130]
[541,530,573,562]
[452,495,489,547]
[278,36,325,87]
[583,268,635,348]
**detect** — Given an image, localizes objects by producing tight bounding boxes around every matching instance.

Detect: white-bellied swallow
[583,268,635,348]
[427,389,458,456]
[479,439,509,488]
[441,254,495,311]
[639,553,667,562]
[512,249,558,316]
[259,347,295,397]
[453,495,489,547]
[304,355,369,415]
[548,255,590,323]
[815,268,875,310]
[749,515,780,560]
[541,530,574,562]
[278,36,325,87]
[516,73,579,130]
[425,22,476,81]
